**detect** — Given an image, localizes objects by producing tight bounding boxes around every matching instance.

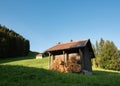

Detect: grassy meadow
[0,52,120,86]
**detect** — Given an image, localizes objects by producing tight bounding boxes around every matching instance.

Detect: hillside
[0,52,120,86]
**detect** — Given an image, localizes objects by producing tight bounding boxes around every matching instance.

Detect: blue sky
[0,0,120,52]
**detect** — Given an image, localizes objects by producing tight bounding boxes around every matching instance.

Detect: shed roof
[46,39,88,52]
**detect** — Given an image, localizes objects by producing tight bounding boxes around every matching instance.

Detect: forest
[92,38,120,71]
[0,25,30,58]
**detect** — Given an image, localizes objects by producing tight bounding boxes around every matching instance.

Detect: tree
[99,40,117,68]
[0,24,30,58]
[93,38,120,71]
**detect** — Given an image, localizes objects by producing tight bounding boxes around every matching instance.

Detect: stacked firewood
[50,57,81,73]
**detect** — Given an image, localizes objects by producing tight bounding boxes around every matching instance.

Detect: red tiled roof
[46,39,88,52]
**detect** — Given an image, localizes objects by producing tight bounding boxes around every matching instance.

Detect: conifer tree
[0,25,30,58]
[93,38,120,71]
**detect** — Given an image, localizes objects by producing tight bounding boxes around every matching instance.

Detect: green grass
[0,52,120,86]
[0,52,48,69]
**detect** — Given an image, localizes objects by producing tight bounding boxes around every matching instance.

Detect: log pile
[50,57,81,73]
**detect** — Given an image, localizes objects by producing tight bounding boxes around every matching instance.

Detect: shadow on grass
[0,65,70,86]
[0,65,120,86]
[0,52,38,64]
[93,70,120,75]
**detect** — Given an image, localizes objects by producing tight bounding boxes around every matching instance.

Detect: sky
[0,0,120,52]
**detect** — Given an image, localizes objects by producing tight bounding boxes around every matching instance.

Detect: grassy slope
[0,52,120,86]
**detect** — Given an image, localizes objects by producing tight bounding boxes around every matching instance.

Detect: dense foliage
[93,38,120,71]
[0,25,30,58]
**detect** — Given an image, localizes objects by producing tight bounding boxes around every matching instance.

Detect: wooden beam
[63,51,68,66]
[48,52,51,69]
[53,55,55,60]
[79,49,83,71]
[65,53,68,66]
[63,51,65,62]
[79,49,83,58]
[51,55,54,65]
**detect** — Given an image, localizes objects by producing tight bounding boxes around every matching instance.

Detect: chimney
[70,39,73,42]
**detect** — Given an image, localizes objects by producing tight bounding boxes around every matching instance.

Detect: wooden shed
[36,53,43,59]
[45,39,95,74]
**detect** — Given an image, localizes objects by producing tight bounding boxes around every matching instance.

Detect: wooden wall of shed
[68,53,80,60]
[82,46,92,72]
[54,54,64,61]
[54,53,81,62]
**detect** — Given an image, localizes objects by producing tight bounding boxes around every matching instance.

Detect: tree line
[0,25,30,58]
[92,38,120,71]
